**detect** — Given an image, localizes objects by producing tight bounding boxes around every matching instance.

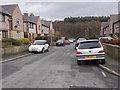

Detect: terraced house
[100,14,120,40]
[41,20,55,37]
[23,13,41,42]
[0,4,24,40]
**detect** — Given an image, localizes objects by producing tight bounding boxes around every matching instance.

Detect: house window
[0,14,5,22]
[41,30,44,33]
[39,25,40,30]
[16,31,20,38]
[24,32,28,38]
[16,18,20,25]
[2,31,8,38]
[30,23,34,29]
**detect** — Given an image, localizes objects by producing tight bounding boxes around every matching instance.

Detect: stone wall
[1,43,29,57]
[103,43,120,61]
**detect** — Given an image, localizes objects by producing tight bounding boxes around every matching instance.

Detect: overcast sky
[1,2,119,20]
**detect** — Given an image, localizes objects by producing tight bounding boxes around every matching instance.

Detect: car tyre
[28,51,32,53]
[101,59,105,64]
[47,48,49,52]
[41,48,45,53]
[77,60,82,65]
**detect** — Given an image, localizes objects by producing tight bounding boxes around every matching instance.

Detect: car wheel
[28,51,32,53]
[41,48,45,53]
[101,59,105,64]
[47,48,49,52]
[77,60,82,65]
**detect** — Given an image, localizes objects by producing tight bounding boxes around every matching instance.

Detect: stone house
[100,14,120,40]
[0,4,24,39]
[23,13,41,42]
[41,20,55,37]
[0,6,11,40]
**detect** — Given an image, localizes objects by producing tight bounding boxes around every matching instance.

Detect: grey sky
[2,2,119,20]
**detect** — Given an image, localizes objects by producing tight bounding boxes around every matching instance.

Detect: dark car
[75,38,86,50]
[56,40,65,46]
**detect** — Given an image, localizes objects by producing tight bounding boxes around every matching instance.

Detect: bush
[35,36,50,40]
[2,38,21,46]
[19,38,30,44]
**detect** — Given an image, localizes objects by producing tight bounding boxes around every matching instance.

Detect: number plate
[85,56,96,58]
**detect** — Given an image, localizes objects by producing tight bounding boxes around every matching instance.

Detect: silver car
[76,40,105,65]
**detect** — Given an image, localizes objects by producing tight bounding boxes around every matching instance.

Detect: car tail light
[98,50,105,53]
[75,42,79,46]
[76,52,82,54]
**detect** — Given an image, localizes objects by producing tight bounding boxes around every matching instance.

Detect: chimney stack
[24,13,28,16]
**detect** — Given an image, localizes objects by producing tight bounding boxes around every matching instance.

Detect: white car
[68,39,74,43]
[76,40,105,65]
[28,40,49,53]
[99,37,113,41]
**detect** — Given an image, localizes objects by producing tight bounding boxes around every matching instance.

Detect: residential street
[2,44,119,88]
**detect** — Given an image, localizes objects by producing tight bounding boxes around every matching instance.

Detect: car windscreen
[77,38,86,42]
[33,41,46,45]
[57,40,63,42]
[78,41,101,49]
[78,38,86,40]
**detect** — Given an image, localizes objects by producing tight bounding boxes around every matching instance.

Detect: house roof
[23,16,39,24]
[42,21,52,28]
[0,5,11,15]
[101,22,109,28]
[110,14,120,23]
[1,4,18,15]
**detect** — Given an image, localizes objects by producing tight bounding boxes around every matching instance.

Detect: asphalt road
[2,44,119,88]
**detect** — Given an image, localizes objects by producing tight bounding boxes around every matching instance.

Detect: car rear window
[33,41,46,45]
[78,41,101,49]
[57,40,63,42]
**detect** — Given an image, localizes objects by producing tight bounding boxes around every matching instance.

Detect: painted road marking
[99,64,120,77]
[101,71,107,77]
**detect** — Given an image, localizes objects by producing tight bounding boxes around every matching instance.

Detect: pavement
[99,55,120,77]
[1,44,119,89]
[2,51,31,61]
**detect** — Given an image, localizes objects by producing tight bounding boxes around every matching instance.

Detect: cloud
[3,2,118,20]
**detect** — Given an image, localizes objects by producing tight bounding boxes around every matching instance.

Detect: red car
[65,40,70,45]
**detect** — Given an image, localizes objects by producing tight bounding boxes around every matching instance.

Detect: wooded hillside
[53,16,109,39]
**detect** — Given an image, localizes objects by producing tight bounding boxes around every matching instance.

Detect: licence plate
[85,56,96,58]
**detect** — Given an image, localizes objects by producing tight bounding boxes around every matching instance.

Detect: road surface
[2,44,119,88]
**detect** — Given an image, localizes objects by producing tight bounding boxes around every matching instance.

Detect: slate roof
[101,22,109,28]
[0,4,18,15]
[0,5,11,15]
[110,14,120,23]
[42,21,52,28]
[23,16,39,24]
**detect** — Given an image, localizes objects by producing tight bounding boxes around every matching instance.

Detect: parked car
[99,37,113,42]
[76,40,105,65]
[28,40,49,53]
[75,38,86,50]
[68,38,74,43]
[65,40,70,45]
[56,40,65,46]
